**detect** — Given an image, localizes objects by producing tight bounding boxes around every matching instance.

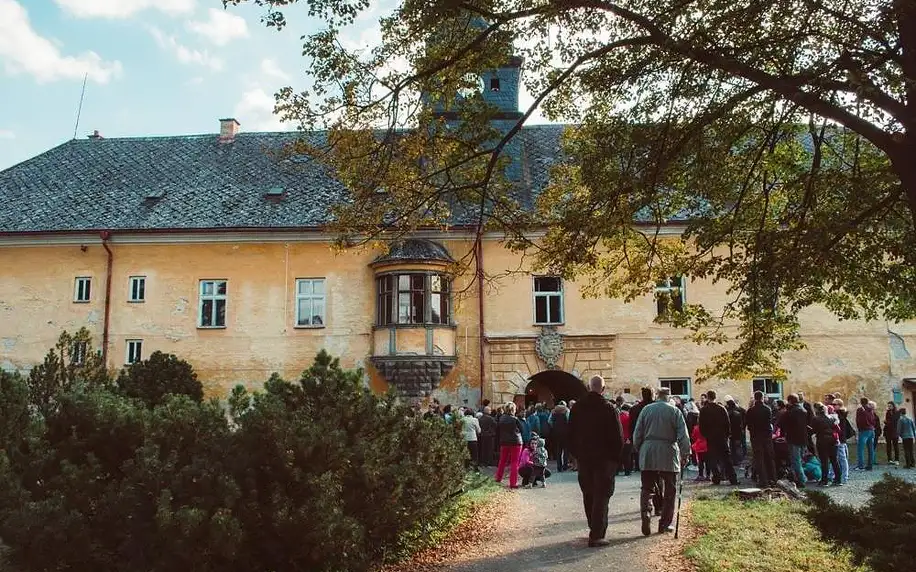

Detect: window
[753,377,783,399]
[376,273,451,326]
[655,276,685,316]
[490,77,501,91]
[72,341,88,366]
[126,340,143,365]
[533,277,563,325]
[199,280,227,328]
[74,277,91,302]
[660,377,691,400]
[129,276,146,302]
[296,278,326,327]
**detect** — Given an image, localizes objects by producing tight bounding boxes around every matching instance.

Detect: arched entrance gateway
[525,370,588,407]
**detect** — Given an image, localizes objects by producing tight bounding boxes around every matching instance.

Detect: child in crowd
[520,433,549,488]
[691,423,709,481]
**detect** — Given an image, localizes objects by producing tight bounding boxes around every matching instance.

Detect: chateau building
[2,55,915,412]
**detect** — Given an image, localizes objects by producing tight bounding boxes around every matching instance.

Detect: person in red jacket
[691,424,709,481]
[619,404,633,476]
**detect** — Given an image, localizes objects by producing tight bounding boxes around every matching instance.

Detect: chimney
[218,118,240,142]
[87,130,103,140]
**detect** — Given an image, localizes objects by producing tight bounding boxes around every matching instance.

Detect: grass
[684,497,872,572]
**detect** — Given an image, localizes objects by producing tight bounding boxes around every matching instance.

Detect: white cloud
[233,87,292,132]
[0,129,14,139]
[187,8,249,46]
[260,58,290,82]
[54,0,195,18]
[149,27,223,71]
[0,0,122,83]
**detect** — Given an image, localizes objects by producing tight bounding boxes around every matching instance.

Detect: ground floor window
[659,377,691,400]
[126,340,143,365]
[753,377,782,399]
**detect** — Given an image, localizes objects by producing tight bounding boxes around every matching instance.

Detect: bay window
[377,273,451,326]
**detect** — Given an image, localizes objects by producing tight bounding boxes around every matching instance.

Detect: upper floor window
[753,377,783,400]
[660,377,691,400]
[74,277,91,302]
[199,280,227,328]
[129,276,146,302]
[533,276,563,325]
[296,278,326,327]
[490,77,501,91]
[655,276,685,316]
[376,273,450,326]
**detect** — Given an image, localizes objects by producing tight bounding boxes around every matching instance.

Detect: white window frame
[295,278,326,328]
[533,276,564,325]
[659,377,691,401]
[126,340,143,365]
[74,277,92,302]
[752,376,783,400]
[198,279,228,328]
[655,276,686,316]
[128,276,146,302]
[72,341,88,365]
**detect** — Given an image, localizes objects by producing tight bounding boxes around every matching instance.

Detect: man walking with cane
[633,387,691,536]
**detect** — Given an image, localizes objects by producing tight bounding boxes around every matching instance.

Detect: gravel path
[821,464,916,507]
[442,465,670,572]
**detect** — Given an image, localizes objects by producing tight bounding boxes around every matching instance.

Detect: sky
[0,0,402,170]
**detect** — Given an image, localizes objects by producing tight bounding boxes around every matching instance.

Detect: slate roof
[372,238,455,266]
[0,125,571,234]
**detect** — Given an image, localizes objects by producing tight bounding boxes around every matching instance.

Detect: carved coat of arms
[536,326,564,370]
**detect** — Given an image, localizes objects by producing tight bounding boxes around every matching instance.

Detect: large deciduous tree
[228,0,916,379]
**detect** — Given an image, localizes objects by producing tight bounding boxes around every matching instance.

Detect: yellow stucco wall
[0,234,912,410]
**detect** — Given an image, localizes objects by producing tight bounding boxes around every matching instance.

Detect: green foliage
[806,475,916,572]
[0,349,467,572]
[26,328,110,418]
[226,0,916,380]
[116,351,204,408]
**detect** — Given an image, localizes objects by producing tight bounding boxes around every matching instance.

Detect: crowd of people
[417,383,916,544]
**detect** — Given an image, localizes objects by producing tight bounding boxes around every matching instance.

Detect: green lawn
[685,497,872,572]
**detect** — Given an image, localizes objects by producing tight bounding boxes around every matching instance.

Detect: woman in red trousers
[495,402,525,488]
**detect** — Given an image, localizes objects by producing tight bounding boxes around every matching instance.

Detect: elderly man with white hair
[568,375,624,547]
[633,386,691,536]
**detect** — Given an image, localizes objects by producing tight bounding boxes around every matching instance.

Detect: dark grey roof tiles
[0,126,570,234]
[372,238,455,266]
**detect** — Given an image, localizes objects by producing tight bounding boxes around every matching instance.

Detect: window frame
[659,377,692,401]
[375,272,452,327]
[295,278,327,328]
[128,276,146,303]
[752,376,783,400]
[74,277,92,303]
[125,339,143,365]
[72,341,88,366]
[198,279,228,329]
[532,276,564,326]
[655,275,686,316]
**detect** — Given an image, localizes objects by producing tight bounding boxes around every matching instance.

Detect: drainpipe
[100,231,113,366]
[476,237,486,405]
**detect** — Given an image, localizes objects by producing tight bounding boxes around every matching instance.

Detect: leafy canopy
[227,0,916,379]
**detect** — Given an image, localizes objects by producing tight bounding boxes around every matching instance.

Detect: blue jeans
[857,429,875,469]
[789,444,806,485]
[836,443,849,482]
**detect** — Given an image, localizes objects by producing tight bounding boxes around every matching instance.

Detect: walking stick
[674,466,685,539]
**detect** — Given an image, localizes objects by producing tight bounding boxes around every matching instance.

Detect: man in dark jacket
[569,375,624,547]
[699,390,738,485]
[726,399,746,465]
[478,406,497,466]
[745,391,776,486]
[782,393,810,487]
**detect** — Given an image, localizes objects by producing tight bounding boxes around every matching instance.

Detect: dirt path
[441,467,675,571]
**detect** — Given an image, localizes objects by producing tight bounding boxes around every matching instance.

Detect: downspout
[476,237,486,405]
[100,231,113,367]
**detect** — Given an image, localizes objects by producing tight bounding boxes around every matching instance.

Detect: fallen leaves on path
[647,501,699,572]
[380,488,513,572]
